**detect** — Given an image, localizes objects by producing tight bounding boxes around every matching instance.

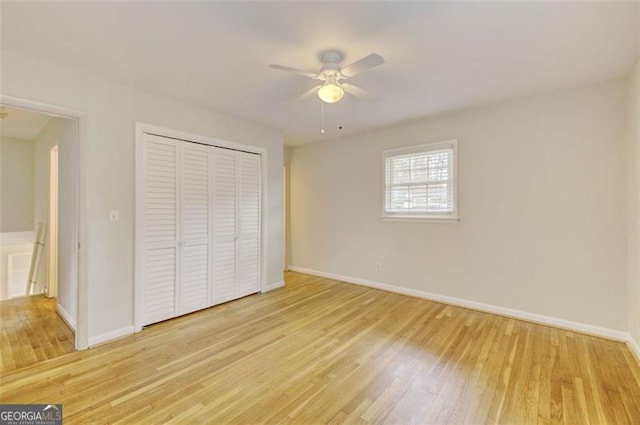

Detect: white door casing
[48,145,59,298]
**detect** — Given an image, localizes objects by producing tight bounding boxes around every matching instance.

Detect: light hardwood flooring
[0,295,75,373]
[1,272,640,424]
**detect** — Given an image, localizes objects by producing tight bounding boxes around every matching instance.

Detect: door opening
[1,94,87,351]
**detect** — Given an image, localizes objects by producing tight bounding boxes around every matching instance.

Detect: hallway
[0,295,74,373]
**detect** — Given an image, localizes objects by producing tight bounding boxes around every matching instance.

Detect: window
[382,140,458,221]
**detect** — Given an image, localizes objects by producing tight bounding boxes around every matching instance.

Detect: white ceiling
[0,106,52,140]
[1,2,638,146]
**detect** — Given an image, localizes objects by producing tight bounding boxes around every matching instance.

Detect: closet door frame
[134,122,267,332]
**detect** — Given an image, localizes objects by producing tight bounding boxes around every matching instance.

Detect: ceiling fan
[270,50,385,104]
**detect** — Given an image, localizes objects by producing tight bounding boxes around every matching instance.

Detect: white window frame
[381,140,459,223]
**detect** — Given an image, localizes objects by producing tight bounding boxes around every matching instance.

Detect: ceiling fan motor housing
[319,51,345,81]
[320,50,343,64]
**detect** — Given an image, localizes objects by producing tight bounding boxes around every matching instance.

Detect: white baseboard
[264,280,285,292]
[88,326,134,347]
[628,338,640,363]
[289,266,629,342]
[56,304,76,331]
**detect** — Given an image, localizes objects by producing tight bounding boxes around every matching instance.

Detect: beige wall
[0,137,34,232]
[2,49,284,341]
[627,61,640,346]
[32,117,77,326]
[290,79,627,331]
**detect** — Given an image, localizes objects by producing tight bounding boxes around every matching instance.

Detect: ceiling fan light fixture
[317,77,344,103]
[270,51,384,104]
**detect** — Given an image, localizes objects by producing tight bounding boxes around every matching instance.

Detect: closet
[138,133,261,327]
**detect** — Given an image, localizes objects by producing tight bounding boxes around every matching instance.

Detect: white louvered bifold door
[237,151,261,298]
[211,148,238,304]
[139,134,261,327]
[141,134,179,325]
[179,142,211,315]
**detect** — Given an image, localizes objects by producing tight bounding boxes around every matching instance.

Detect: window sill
[380,215,460,224]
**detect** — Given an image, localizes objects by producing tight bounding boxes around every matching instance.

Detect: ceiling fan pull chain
[321,101,325,134]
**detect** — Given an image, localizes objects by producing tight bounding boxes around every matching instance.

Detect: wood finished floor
[0,295,75,373]
[1,272,640,424]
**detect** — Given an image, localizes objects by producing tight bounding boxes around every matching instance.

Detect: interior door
[139,133,262,326]
[179,142,211,314]
[211,147,238,304]
[141,134,179,325]
[237,151,261,297]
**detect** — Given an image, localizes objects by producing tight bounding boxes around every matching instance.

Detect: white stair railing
[25,222,45,296]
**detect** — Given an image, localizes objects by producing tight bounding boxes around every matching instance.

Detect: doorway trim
[0,94,88,350]
[48,145,59,298]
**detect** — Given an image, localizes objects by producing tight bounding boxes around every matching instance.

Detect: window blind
[383,141,456,217]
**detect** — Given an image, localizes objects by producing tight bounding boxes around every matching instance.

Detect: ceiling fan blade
[269,64,318,79]
[341,53,385,77]
[342,83,378,101]
[299,84,322,100]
